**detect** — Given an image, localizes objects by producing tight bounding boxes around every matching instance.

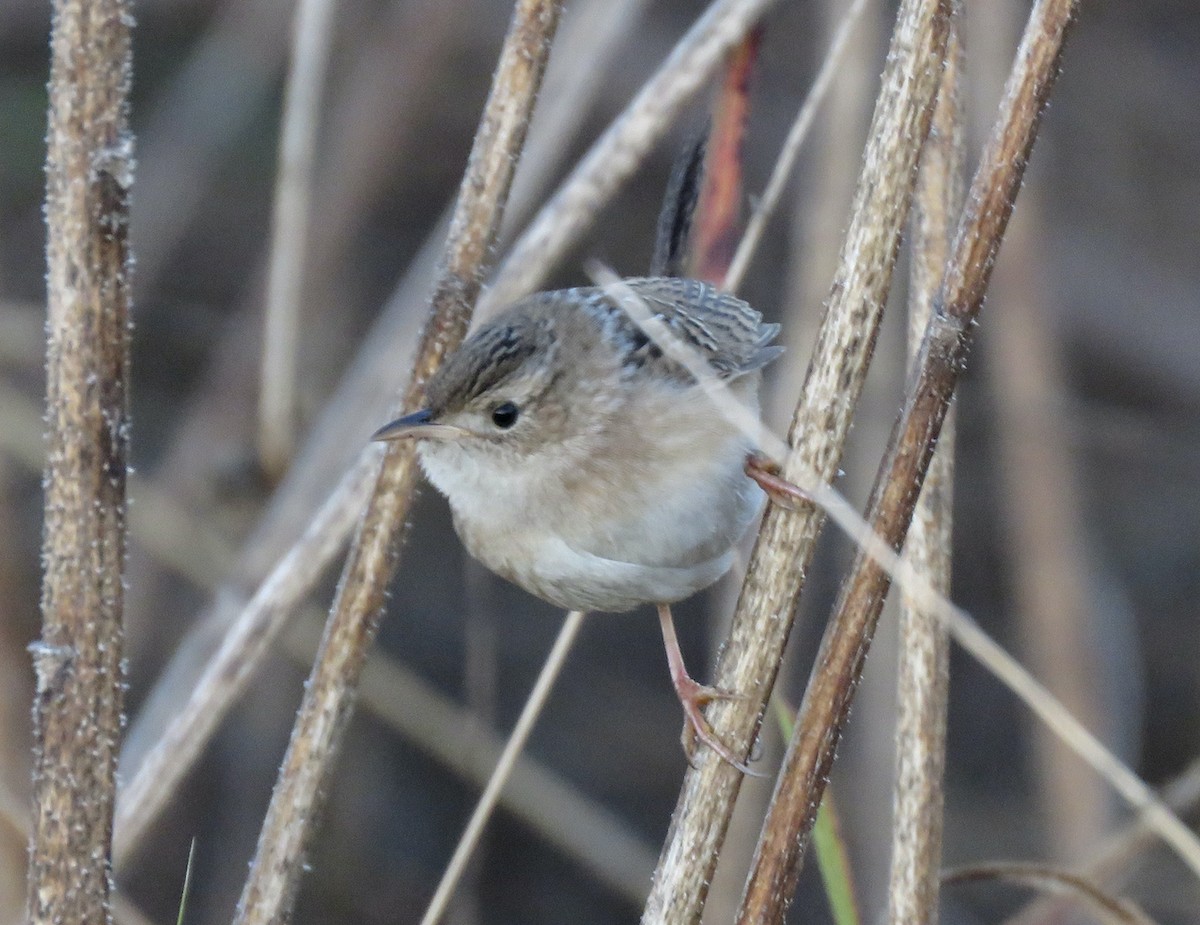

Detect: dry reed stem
[117,0,773,863]
[483,0,784,313]
[29,1,134,922]
[887,21,962,925]
[258,0,340,477]
[417,611,587,925]
[232,2,565,921]
[642,0,953,920]
[945,863,1156,925]
[737,1,1078,922]
[5,773,154,925]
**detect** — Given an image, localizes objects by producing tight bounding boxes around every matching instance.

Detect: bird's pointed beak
[372,409,465,442]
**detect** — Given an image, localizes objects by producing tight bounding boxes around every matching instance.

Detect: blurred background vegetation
[2,0,1199,922]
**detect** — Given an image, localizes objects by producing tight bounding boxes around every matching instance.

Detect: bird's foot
[673,674,763,776]
[745,453,815,511]
[658,602,763,776]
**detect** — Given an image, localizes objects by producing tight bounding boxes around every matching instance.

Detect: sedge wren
[374,276,788,771]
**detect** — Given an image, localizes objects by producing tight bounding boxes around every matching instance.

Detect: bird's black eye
[490,401,519,429]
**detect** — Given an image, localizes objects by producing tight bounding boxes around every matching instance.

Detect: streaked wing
[618,277,782,378]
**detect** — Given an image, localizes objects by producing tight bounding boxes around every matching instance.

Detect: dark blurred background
[2,0,1199,922]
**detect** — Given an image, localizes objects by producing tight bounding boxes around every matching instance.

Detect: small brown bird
[375,277,789,770]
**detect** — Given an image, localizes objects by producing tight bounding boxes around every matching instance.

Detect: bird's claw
[744,453,815,511]
[675,676,764,777]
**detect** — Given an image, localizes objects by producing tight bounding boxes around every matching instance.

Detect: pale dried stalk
[643,1,954,921]
[418,611,587,925]
[258,0,340,476]
[483,0,784,313]
[28,0,134,922]
[888,21,963,925]
[116,0,779,863]
[736,1,1079,922]
[232,2,565,921]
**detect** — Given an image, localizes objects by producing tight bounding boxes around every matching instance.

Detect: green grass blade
[771,697,861,925]
[176,837,197,925]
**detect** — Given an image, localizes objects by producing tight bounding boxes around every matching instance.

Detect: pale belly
[448,445,762,613]
[454,512,740,613]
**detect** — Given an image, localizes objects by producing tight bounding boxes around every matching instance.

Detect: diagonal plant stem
[642,0,954,920]
[28,0,134,922]
[231,2,566,922]
[736,1,1080,922]
[887,18,963,925]
[417,611,587,925]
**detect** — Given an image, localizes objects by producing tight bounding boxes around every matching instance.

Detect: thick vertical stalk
[28,1,134,923]
[887,20,963,925]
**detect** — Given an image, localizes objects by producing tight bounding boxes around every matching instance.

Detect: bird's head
[372,299,620,488]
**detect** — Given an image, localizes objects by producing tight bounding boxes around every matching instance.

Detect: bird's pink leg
[657,603,758,775]
[745,452,815,510]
